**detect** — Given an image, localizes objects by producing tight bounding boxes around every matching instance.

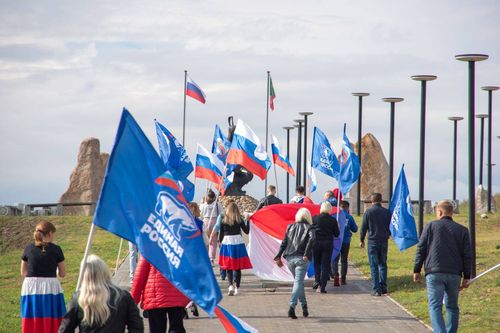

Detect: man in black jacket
[256,185,283,210]
[360,193,391,296]
[413,200,471,333]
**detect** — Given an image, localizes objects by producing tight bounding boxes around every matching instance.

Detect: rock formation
[348,133,389,213]
[476,185,497,214]
[219,195,259,214]
[59,138,109,215]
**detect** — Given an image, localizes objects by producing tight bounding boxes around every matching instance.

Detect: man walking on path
[413,200,471,333]
[360,193,391,296]
[256,185,283,210]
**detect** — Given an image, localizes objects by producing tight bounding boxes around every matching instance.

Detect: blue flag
[211,125,230,164]
[94,109,222,314]
[311,127,340,178]
[338,127,361,195]
[389,165,419,251]
[155,120,194,180]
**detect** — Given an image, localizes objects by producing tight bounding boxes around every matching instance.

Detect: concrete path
[113,255,430,332]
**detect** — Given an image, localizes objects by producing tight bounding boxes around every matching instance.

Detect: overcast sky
[1,0,499,206]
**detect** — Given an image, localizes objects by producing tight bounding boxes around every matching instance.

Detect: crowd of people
[20,186,472,333]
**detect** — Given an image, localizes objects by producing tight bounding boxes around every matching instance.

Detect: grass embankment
[349,209,500,333]
[0,216,125,333]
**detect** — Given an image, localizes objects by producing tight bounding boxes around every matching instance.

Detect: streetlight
[481,86,499,212]
[299,112,314,192]
[411,75,437,236]
[382,97,404,201]
[448,116,464,201]
[352,92,370,216]
[283,126,295,202]
[476,114,488,185]
[455,53,489,278]
[294,119,304,188]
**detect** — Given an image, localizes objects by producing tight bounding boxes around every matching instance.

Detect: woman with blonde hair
[274,208,315,319]
[21,221,66,333]
[218,202,252,296]
[59,254,143,332]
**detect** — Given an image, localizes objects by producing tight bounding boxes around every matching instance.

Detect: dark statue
[224,116,254,196]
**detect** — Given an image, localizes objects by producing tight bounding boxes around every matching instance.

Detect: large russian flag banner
[186,76,206,104]
[271,135,294,176]
[248,204,346,281]
[215,305,259,333]
[195,144,224,189]
[226,119,271,180]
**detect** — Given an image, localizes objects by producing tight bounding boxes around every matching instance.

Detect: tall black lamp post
[294,119,304,188]
[412,75,437,236]
[455,53,489,278]
[481,86,499,212]
[352,93,370,216]
[299,112,314,193]
[382,97,404,201]
[283,126,295,202]
[448,116,464,201]
[476,114,488,185]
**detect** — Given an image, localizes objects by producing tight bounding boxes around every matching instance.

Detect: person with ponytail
[21,221,66,333]
[59,254,143,332]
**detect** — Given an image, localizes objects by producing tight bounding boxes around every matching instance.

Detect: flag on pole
[338,126,361,195]
[226,119,271,180]
[195,144,224,189]
[212,125,231,163]
[186,75,206,104]
[271,135,294,175]
[311,127,340,178]
[389,165,419,251]
[306,160,317,194]
[94,109,222,314]
[269,76,276,111]
[215,305,259,333]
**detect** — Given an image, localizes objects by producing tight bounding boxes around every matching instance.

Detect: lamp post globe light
[481,86,499,212]
[448,116,464,202]
[299,112,314,192]
[455,53,489,278]
[352,93,370,216]
[382,97,404,201]
[476,114,488,186]
[411,75,437,236]
[283,126,295,203]
[294,119,305,189]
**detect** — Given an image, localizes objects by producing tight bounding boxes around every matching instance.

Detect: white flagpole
[273,164,279,197]
[468,263,500,285]
[114,238,124,275]
[76,223,96,291]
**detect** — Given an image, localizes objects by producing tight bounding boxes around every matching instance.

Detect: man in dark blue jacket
[413,200,471,333]
[360,193,391,296]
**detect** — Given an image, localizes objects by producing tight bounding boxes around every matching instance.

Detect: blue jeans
[426,273,461,333]
[367,241,388,293]
[129,242,138,282]
[287,256,308,308]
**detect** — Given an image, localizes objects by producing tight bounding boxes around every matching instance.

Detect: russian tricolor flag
[215,305,259,333]
[271,135,294,176]
[226,120,271,180]
[195,144,224,189]
[186,76,206,104]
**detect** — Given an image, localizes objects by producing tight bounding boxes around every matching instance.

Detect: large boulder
[59,138,109,215]
[476,185,497,213]
[219,195,259,214]
[348,133,390,213]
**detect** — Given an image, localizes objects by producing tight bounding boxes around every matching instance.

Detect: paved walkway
[113,255,430,333]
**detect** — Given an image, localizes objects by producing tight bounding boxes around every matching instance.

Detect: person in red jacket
[131,257,190,333]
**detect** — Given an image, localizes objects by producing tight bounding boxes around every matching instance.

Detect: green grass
[349,209,500,333]
[0,216,126,333]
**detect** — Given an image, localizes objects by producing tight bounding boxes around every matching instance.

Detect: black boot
[302,304,309,317]
[288,307,297,319]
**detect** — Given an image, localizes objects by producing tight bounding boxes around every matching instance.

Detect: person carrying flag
[256,185,283,210]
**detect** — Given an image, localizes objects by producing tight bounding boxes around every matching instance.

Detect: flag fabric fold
[306,160,317,194]
[271,135,294,176]
[215,305,259,333]
[338,128,361,195]
[311,127,340,178]
[186,76,206,104]
[93,109,221,314]
[212,124,231,163]
[226,119,271,180]
[389,165,419,251]
[195,144,224,190]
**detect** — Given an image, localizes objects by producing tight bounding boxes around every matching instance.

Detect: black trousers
[227,270,242,287]
[332,242,351,279]
[148,307,186,333]
[313,240,334,291]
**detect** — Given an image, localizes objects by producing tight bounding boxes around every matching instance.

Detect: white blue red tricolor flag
[306,160,317,194]
[226,119,271,180]
[186,75,206,104]
[195,144,224,191]
[271,135,294,176]
[215,305,259,333]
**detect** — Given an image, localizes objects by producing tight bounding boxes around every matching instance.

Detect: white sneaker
[234,287,239,296]
[228,285,235,296]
